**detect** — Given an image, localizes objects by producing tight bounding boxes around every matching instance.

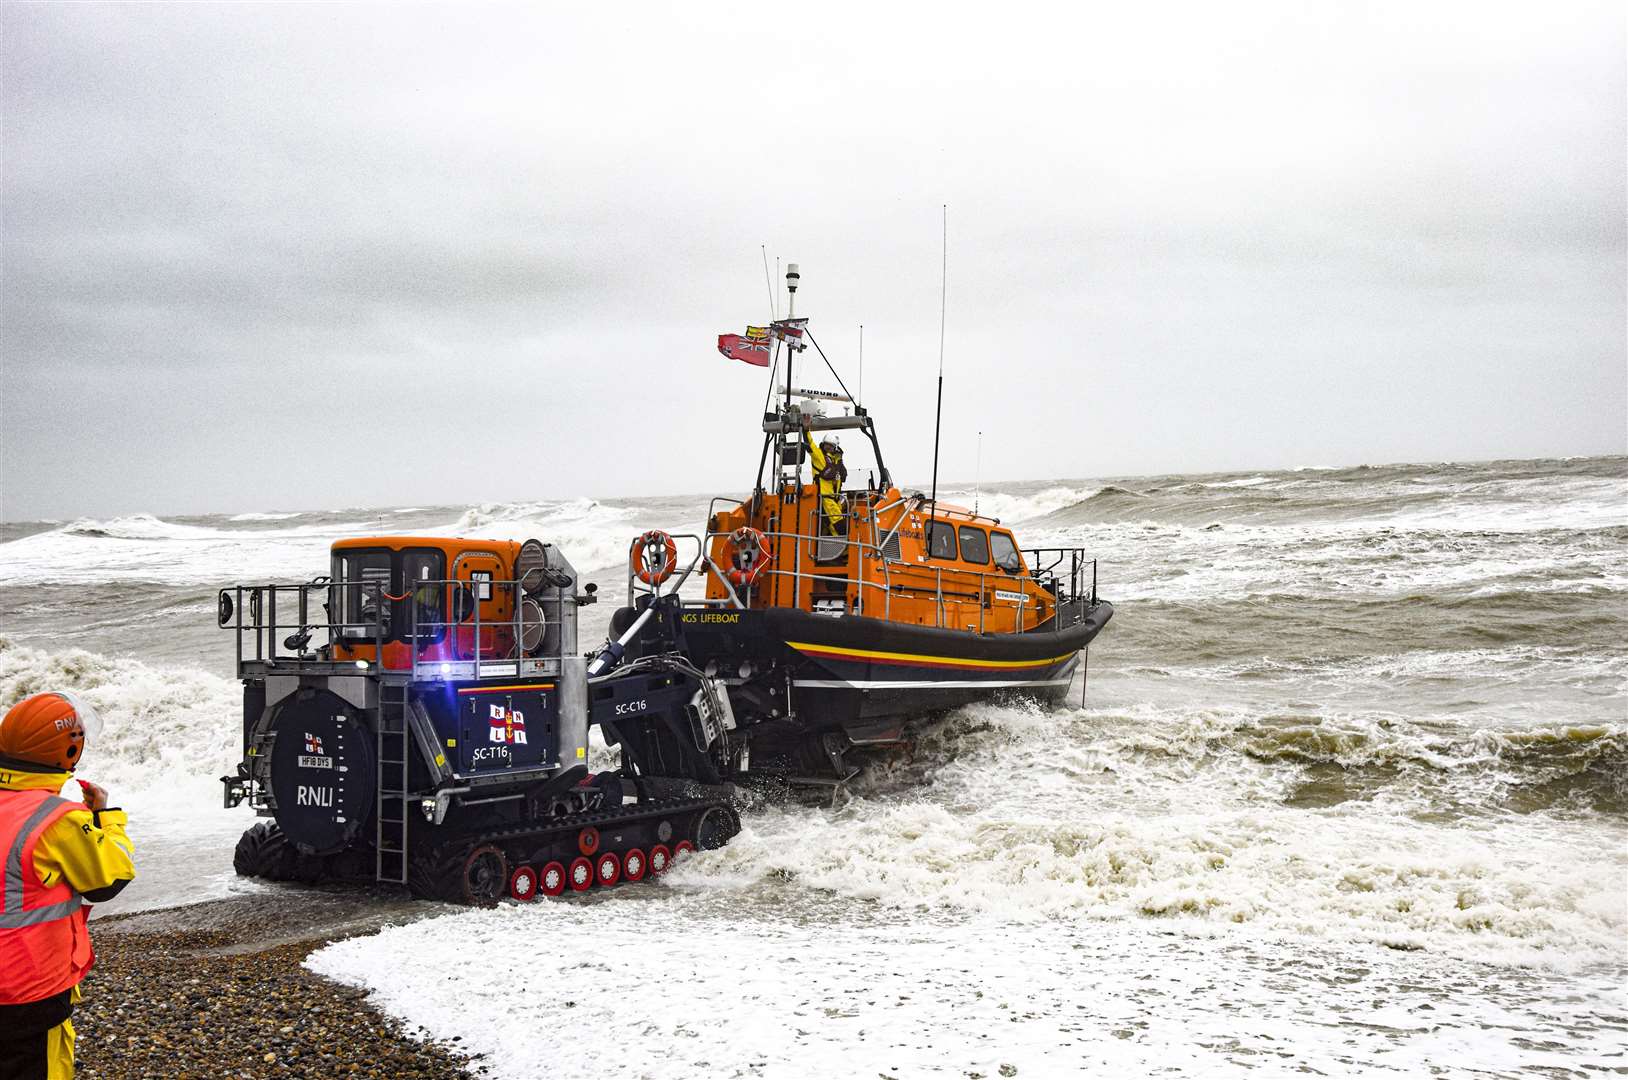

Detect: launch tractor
[220,535,740,904]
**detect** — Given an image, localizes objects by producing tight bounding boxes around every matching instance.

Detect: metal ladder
[374,681,411,884]
[246,727,279,812]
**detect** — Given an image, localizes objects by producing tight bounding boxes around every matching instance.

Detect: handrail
[623,533,708,607]
[695,524,1096,634]
[221,575,575,681]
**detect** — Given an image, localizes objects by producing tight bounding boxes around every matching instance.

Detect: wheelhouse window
[927,521,957,559]
[990,531,1023,574]
[335,550,392,638]
[402,549,446,642]
[957,526,990,565]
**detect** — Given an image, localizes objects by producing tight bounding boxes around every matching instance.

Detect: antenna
[857,324,864,408]
[761,245,777,320]
[974,429,982,516]
[759,248,783,422]
[928,205,947,542]
[783,262,799,415]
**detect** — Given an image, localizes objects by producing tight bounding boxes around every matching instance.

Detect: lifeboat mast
[754,265,891,507]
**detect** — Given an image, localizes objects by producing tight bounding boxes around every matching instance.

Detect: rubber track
[436,794,727,857]
[409,795,734,903]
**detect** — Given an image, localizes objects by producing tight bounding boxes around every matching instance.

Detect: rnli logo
[488,703,528,745]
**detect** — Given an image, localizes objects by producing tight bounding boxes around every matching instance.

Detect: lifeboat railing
[624,532,708,596]
[1022,547,1098,609]
[697,524,1097,634]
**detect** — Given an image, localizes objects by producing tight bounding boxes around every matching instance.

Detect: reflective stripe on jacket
[0,789,93,1006]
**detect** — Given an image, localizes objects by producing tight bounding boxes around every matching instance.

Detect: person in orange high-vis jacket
[0,692,135,1080]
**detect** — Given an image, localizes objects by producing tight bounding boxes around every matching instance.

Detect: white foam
[1026,514,1628,602]
[1202,476,1273,489]
[305,694,1627,1075]
[308,886,1627,1080]
[62,513,223,540]
[935,485,1104,525]
[227,511,302,522]
[445,496,699,574]
[670,710,1614,970]
[0,514,378,586]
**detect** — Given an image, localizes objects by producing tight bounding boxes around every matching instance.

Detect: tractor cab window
[990,530,1023,574]
[958,526,990,565]
[402,549,446,642]
[335,550,392,638]
[927,521,957,560]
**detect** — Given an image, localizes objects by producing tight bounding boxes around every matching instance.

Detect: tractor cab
[220,534,590,681]
[323,536,570,676]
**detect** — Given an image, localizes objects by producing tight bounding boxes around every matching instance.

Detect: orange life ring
[631,530,678,586]
[724,527,773,587]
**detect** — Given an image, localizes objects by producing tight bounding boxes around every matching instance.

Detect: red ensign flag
[718,333,771,367]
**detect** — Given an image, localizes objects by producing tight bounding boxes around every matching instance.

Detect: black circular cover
[268,690,375,856]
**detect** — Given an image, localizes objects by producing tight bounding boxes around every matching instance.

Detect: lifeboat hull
[658,600,1113,766]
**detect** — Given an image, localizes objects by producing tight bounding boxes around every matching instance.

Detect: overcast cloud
[2,2,1623,520]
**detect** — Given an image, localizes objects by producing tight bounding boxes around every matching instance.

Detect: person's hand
[76,780,109,811]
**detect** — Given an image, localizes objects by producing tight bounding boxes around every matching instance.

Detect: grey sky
[2,2,1623,521]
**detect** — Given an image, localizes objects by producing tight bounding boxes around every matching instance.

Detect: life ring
[631,530,678,586]
[724,527,773,587]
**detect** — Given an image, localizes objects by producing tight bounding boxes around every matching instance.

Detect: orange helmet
[0,692,103,772]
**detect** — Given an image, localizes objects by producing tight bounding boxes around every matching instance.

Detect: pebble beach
[76,893,472,1080]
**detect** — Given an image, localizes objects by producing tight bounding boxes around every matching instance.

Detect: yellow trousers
[819,493,843,531]
[0,1017,74,1080]
[46,1018,73,1080]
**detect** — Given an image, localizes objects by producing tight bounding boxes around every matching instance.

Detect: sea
[1,456,1623,1078]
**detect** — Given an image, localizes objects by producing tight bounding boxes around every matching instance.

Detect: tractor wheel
[407,841,469,903]
[233,822,299,881]
[693,805,740,850]
[461,845,510,906]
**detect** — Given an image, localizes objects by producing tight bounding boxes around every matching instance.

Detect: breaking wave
[448,497,685,574]
[0,635,241,811]
[676,701,1628,966]
[227,511,302,522]
[931,485,1103,525]
[61,513,223,541]
[1036,459,1627,533]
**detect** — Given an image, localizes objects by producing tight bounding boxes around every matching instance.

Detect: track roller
[622,848,646,882]
[540,861,567,898]
[649,844,672,875]
[595,851,621,887]
[568,856,594,892]
[509,864,538,902]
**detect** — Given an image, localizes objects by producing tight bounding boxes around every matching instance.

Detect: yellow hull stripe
[786,641,1076,670]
